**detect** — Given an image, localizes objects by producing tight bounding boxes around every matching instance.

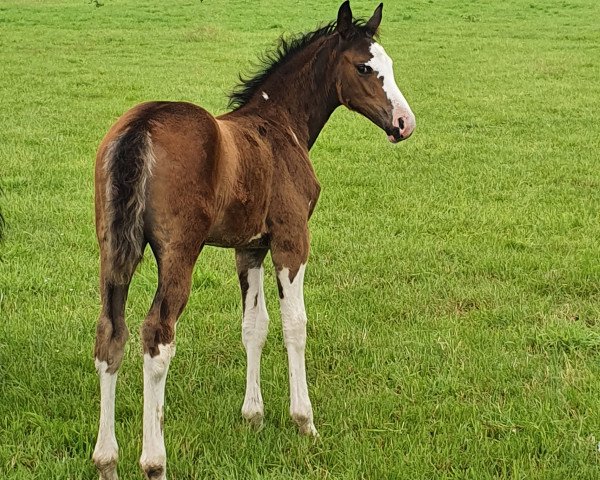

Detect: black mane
[228,20,371,110]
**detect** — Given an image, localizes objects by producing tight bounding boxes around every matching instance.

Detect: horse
[92,2,415,478]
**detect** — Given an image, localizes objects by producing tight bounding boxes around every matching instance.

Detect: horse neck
[235,36,341,150]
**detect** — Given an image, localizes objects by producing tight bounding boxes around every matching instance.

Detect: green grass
[1,0,600,478]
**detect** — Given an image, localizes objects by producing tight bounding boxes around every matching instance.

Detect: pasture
[1,0,600,478]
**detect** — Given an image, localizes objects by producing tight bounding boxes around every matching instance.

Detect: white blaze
[366,42,415,132]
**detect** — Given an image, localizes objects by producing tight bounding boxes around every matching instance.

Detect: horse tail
[102,120,155,284]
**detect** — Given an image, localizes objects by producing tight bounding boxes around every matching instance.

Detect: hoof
[93,448,118,480]
[291,412,319,437]
[299,421,319,437]
[94,459,118,480]
[242,408,264,430]
[242,397,264,430]
[141,464,166,480]
[140,451,166,480]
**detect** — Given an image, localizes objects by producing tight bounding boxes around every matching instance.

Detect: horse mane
[228,19,371,110]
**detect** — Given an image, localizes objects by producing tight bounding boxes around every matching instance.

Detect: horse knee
[242,310,269,349]
[282,315,307,349]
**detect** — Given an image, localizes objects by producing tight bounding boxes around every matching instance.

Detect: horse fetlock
[290,400,318,435]
[93,447,118,480]
[290,408,309,424]
[299,421,319,437]
[140,452,167,480]
[93,437,118,461]
[293,413,318,437]
[242,400,264,429]
[141,464,166,480]
[96,466,119,480]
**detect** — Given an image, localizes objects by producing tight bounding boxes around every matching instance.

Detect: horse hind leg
[93,253,140,480]
[139,239,204,480]
[93,105,155,478]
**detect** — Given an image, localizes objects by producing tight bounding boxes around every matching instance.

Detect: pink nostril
[391,112,415,141]
[393,114,406,131]
[400,117,415,139]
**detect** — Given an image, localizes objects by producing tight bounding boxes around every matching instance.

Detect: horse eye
[356,64,373,75]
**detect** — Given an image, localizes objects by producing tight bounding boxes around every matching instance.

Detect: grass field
[2,0,600,478]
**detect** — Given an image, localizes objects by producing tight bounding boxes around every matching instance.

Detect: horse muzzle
[387,111,415,143]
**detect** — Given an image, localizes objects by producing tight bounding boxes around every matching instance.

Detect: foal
[92,2,415,478]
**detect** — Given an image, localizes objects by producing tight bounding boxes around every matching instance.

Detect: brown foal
[92,2,415,479]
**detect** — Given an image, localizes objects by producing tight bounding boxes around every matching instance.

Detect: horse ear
[336,1,353,39]
[366,3,383,37]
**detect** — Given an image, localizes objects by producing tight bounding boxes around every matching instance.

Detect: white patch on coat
[366,42,416,133]
[92,359,119,473]
[262,91,269,100]
[248,233,263,242]
[140,343,175,479]
[241,266,269,427]
[277,264,318,436]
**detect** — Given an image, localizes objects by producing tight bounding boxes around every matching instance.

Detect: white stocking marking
[140,343,175,479]
[241,267,269,427]
[277,264,317,436]
[93,360,119,479]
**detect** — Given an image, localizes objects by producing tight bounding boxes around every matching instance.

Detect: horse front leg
[271,231,318,436]
[236,247,270,428]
